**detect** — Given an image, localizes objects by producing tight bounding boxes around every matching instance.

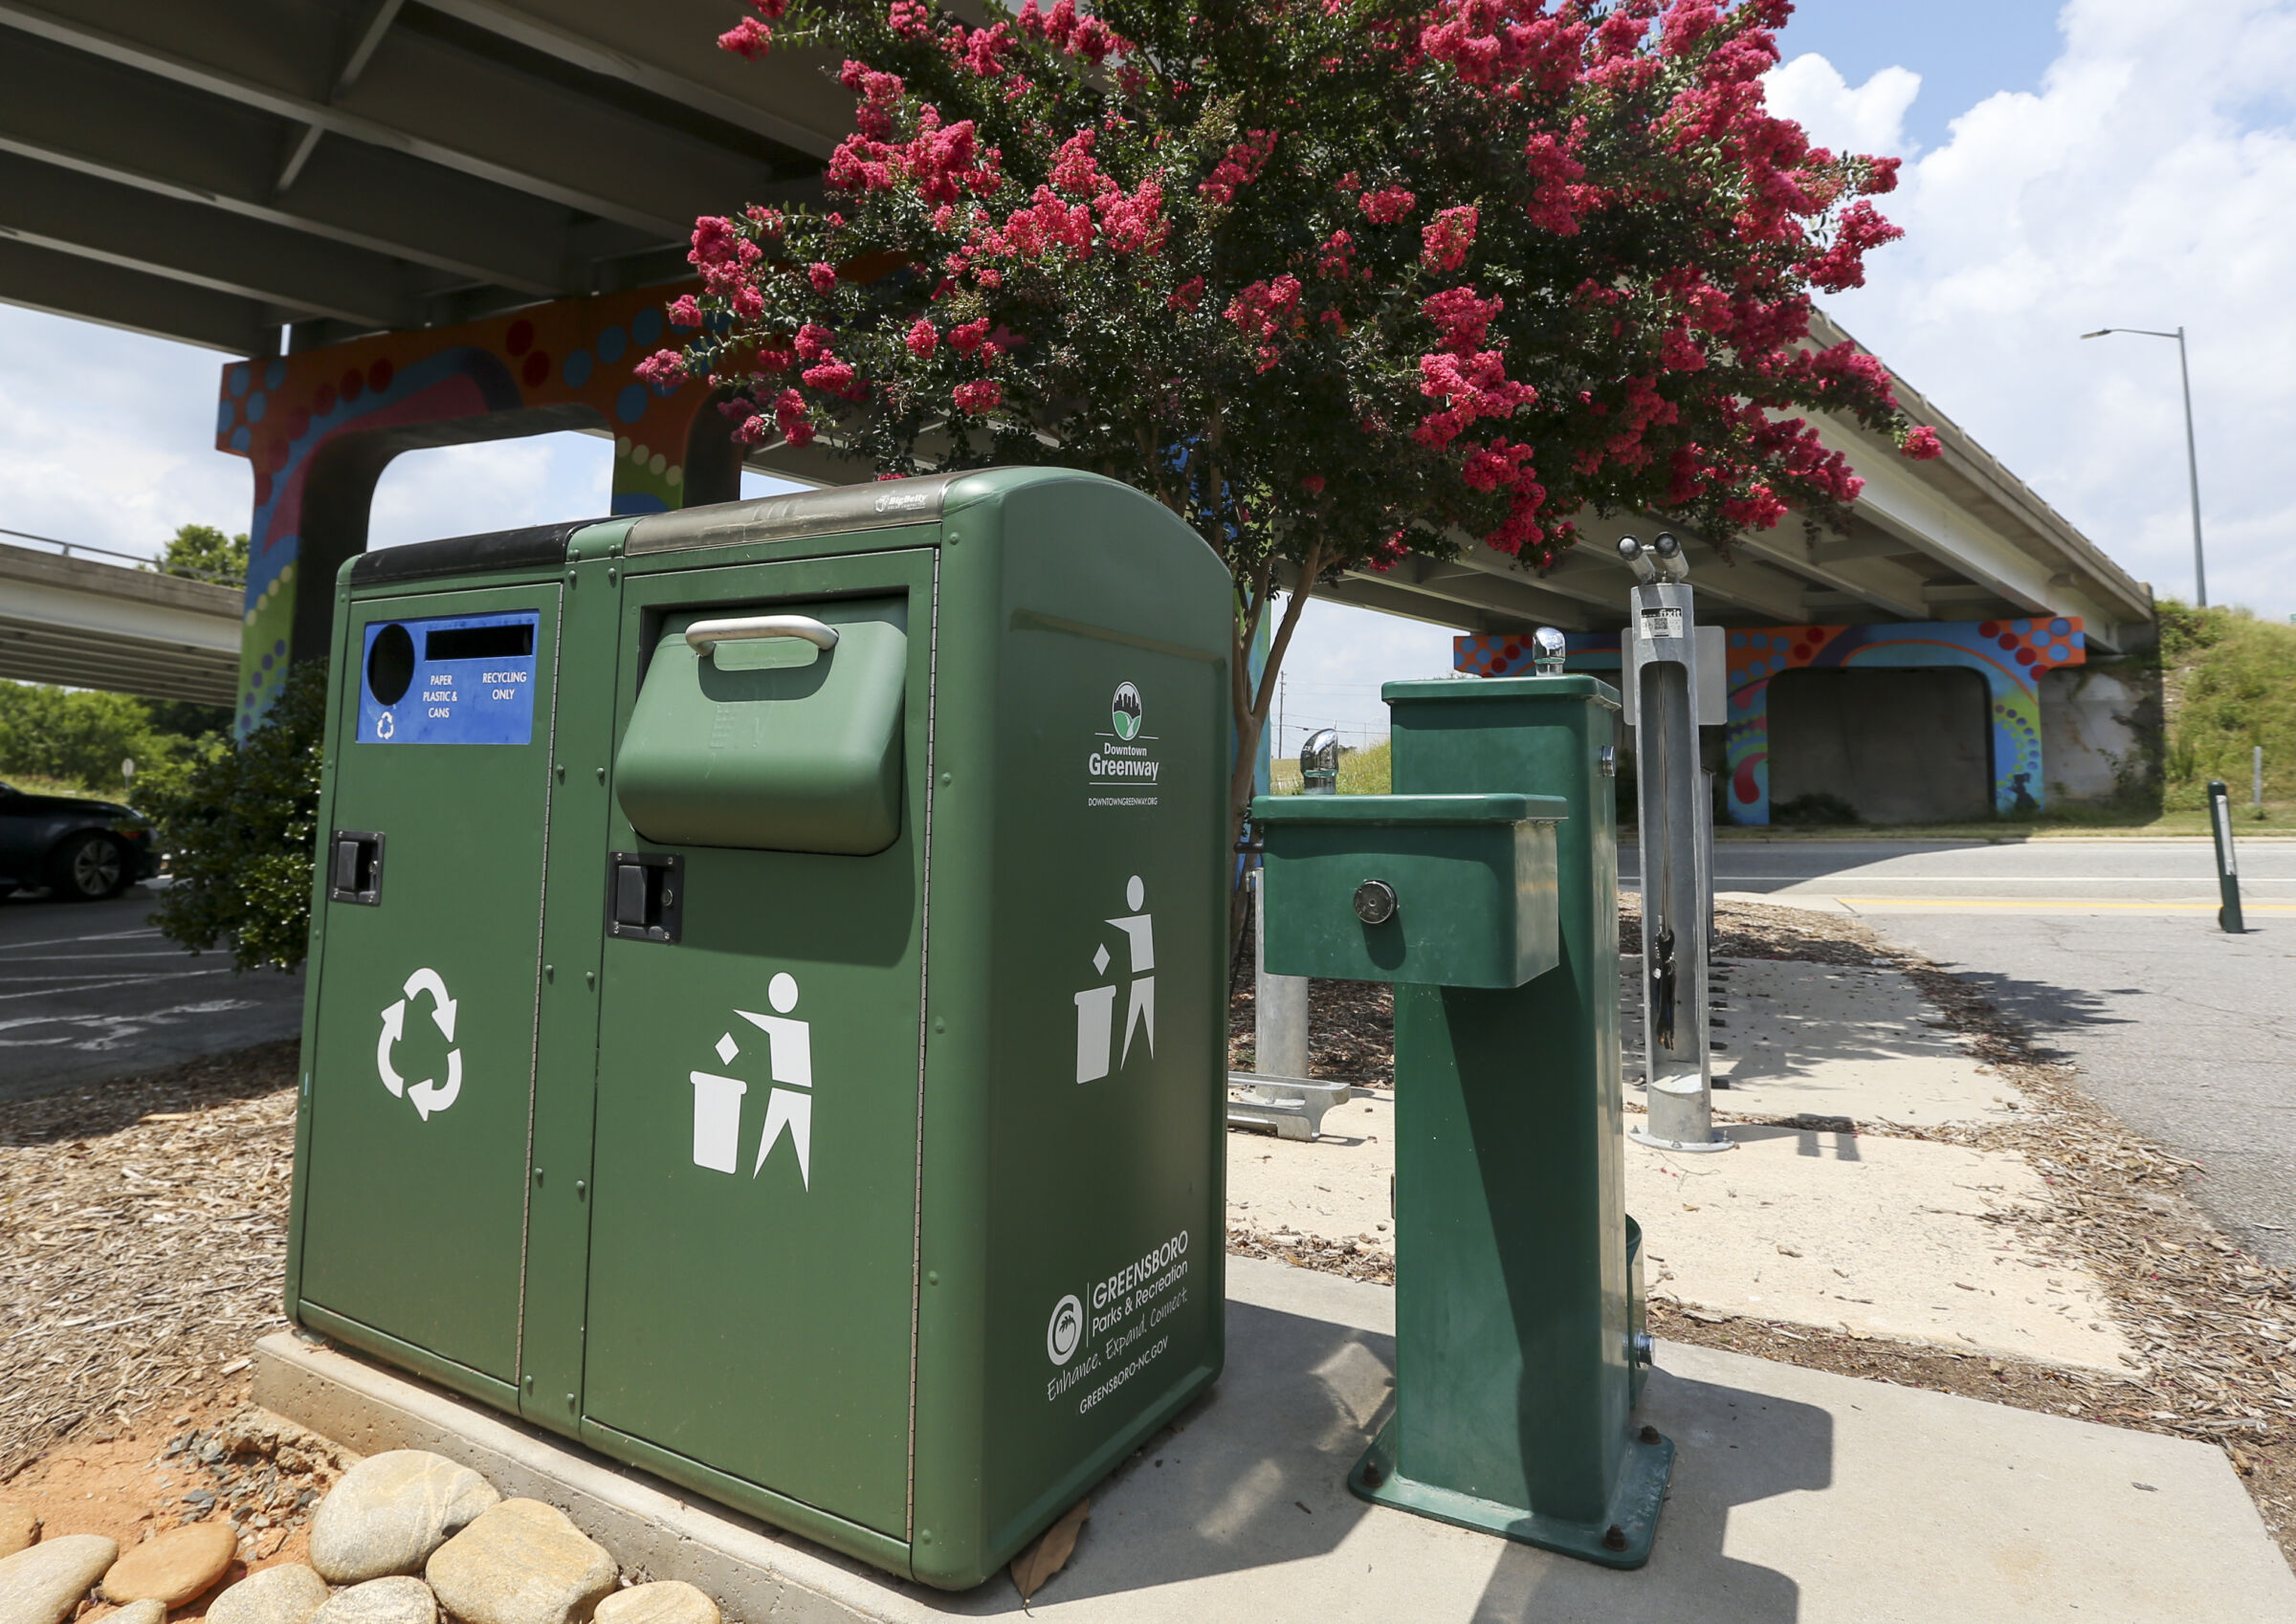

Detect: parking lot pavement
[0,884,303,1104]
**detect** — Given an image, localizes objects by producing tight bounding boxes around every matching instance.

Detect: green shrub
[0,684,155,794]
[1267,738,1394,795]
[145,660,328,972]
[0,681,232,801]
[2156,602,2296,807]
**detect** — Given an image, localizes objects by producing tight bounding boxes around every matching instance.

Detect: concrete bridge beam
[0,543,241,705]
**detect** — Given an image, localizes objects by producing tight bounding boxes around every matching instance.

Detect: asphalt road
[1624,837,2296,1267]
[0,883,304,1105]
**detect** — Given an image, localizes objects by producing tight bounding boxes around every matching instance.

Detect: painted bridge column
[215,287,729,735]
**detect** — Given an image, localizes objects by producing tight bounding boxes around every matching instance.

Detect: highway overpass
[0,540,240,704]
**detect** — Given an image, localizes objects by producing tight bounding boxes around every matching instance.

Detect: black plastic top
[624,471,976,556]
[348,519,603,586]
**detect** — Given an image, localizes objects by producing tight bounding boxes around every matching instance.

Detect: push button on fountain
[1352,879,1398,925]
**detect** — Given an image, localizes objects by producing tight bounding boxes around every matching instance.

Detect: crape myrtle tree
[645,0,1936,901]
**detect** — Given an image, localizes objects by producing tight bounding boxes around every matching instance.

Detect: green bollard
[2209,779,2246,933]
[1252,671,1671,1569]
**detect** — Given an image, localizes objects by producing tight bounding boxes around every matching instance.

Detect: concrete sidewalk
[254,1257,2294,1623]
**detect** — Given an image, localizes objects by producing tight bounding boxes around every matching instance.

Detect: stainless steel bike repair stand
[1620,534,1733,1153]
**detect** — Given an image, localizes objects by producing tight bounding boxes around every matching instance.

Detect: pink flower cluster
[1802,201,1903,293]
[1419,0,1585,96]
[689,216,762,296]
[1523,125,1597,234]
[1420,205,1478,272]
[1422,286,1504,353]
[1226,274,1304,370]
[1199,130,1277,207]
[1358,187,1417,224]
[1902,425,1943,460]
[1415,350,1535,450]
[829,99,997,207]
[732,388,812,450]
[1094,177,1168,253]
[633,349,688,389]
[952,379,1003,413]
[1015,0,1123,61]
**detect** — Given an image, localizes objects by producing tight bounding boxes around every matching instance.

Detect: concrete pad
[1624,956,2022,1129]
[1227,1093,1395,1256]
[1630,1128,2136,1372]
[1228,1104,2135,1372]
[254,1260,2296,1623]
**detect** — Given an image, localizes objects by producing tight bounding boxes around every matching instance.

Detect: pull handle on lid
[685,615,841,656]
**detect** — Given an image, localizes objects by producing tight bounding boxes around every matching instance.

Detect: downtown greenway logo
[1087,679,1160,807]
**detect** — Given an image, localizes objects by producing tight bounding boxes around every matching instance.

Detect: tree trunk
[1225,550,1323,968]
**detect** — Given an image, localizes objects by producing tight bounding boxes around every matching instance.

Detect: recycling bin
[286,469,1230,1588]
[1250,672,1671,1569]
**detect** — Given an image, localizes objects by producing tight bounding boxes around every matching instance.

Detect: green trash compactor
[286,469,1229,1589]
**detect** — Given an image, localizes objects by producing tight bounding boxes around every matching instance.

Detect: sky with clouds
[0,0,2285,753]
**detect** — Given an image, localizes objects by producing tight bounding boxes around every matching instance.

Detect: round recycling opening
[367,624,415,706]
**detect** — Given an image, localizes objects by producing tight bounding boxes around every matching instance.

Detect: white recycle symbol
[689,972,814,1190]
[377,967,461,1120]
[375,711,396,739]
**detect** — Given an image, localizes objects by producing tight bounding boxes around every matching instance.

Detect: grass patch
[1266,738,1392,795]
[2159,602,2296,811]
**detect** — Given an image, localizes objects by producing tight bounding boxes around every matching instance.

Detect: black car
[0,781,164,901]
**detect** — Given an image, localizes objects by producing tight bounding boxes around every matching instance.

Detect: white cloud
[1807,0,2296,619]
[1261,595,1459,757]
[1766,53,1923,159]
[367,434,610,551]
[0,306,249,560]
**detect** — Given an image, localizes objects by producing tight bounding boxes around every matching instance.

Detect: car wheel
[52,832,129,901]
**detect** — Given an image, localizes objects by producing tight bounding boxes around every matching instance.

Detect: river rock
[206,1563,331,1624]
[0,1503,35,1558]
[100,1520,238,1605]
[96,1602,166,1624]
[311,1576,437,1624]
[310,1451,499,1583]
[594,1581,718,1624]
[0,1533,119,1624]
[426,1501,616,1624]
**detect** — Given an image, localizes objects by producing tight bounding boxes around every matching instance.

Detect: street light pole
[2082,325,2208,607]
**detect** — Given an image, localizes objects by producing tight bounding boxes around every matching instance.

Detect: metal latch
[606,850,683,943]
[328,830,385,905]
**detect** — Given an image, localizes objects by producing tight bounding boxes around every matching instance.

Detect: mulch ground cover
[5,913,2289,1566]
[0,1041,298,1484]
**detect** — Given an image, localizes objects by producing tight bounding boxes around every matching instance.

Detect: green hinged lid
[1250,792,1565,988]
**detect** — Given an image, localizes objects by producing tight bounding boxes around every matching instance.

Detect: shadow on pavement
[1478,1368,1830,1622]
[1006,1296,1828,1621]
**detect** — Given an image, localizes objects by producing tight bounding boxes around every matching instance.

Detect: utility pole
[2082,325,2208,606]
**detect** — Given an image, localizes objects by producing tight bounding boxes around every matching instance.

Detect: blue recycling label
[357,611,541,746]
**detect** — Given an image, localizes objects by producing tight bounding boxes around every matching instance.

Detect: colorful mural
[1455,618,2087,823]
[214,285,712,735]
